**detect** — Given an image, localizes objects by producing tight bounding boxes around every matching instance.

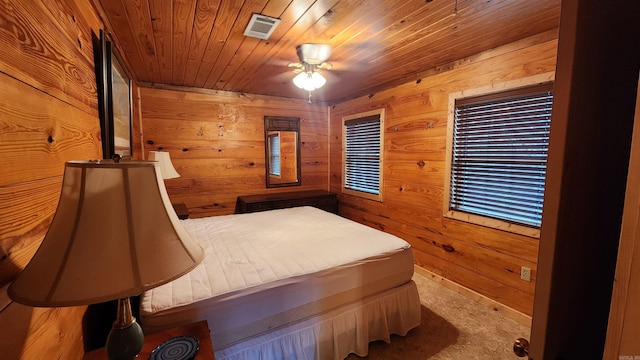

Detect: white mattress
[140,206,417,351]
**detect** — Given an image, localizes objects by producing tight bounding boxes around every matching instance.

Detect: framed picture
[96,30,132,159]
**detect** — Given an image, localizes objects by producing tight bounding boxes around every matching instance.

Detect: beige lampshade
[8,160,204,307]
[148,151,180,179]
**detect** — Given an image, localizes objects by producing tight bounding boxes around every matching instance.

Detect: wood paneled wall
[0,0,131,358]
[0,0,568,356]
[329,31,558,316]
[138,86,328,218]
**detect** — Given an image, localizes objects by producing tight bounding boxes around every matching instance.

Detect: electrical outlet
[521,266,532,282]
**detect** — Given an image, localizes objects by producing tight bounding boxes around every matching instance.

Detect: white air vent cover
[244,14,281,40]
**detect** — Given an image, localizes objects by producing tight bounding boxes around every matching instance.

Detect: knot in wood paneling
[442,244,455,253]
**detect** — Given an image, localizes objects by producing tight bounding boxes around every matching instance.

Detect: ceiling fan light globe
[293,72,326,91]
[292,72,308,89]
[301,74,316,91]
[311,72,326,89]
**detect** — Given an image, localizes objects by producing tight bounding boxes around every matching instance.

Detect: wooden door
[528,1,640,359]
[602,66,640,360]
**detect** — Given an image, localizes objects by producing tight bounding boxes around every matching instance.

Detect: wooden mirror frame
[264,116,301,188]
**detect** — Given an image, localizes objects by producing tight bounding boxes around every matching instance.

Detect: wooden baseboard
[414,265,532,328]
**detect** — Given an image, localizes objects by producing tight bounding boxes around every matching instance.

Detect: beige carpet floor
[347,271,531,359]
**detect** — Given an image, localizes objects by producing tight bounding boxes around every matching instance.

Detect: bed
[140,206,421,359]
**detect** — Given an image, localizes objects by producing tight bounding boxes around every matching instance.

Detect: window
[343,109,385,201]
[445,82,553,237]
[268,132,281,176]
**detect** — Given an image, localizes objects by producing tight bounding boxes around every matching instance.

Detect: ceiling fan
[288,44,333,103]
[289,43,333,71]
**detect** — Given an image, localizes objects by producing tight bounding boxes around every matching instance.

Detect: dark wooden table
[84,320,214,359]
[235,189,338,214]
[172,202,189,219]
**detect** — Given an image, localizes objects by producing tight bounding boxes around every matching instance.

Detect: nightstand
[83,320,214,359]
[172,202,189,219]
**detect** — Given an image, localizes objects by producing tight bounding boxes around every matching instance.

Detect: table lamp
[7,159,204,360]
[148,151,180,179]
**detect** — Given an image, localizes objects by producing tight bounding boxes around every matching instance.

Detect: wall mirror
[264,116,301,188]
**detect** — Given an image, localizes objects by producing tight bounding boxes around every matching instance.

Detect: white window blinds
[344,114,381,195]
[268,133,281,176]
[450,83,553,228]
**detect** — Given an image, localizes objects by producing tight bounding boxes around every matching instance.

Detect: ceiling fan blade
[318,62,333,70]
[320,70,341,85]
[266,71,296,84]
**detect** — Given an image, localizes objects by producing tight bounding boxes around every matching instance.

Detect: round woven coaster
[149,335,200,360]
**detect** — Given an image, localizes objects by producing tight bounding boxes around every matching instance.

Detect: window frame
[342,108,385,202]
[444,74,555,238]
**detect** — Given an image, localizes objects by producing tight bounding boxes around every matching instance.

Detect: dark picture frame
[96,29,133,159]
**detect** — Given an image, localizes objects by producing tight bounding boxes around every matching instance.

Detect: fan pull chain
[308,91,312,104]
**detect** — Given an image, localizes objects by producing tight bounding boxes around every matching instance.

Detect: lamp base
[105,298,144,360]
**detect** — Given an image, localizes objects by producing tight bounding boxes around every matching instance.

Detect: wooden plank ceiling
[95,0,561,104]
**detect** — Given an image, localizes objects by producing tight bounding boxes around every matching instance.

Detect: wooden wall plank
[139,86,329,218]
[148,0,174,84]
[190,0,248,88]
[0,0,99,115]
[0,304,87,360]
[181,0,221,85]
[170,0,198,84]
[0,73,101,186]
[0,178,59,285]
[329,33,557,315]
[98,0,152,81]
[0,0,104,358]
[120,0,161,83]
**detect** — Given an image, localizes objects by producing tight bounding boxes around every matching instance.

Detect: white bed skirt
[215,280,421,360]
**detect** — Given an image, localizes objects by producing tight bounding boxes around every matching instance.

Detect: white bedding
[140,206,421,359]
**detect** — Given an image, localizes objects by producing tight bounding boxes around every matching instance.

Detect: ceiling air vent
[244,14,281,40]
